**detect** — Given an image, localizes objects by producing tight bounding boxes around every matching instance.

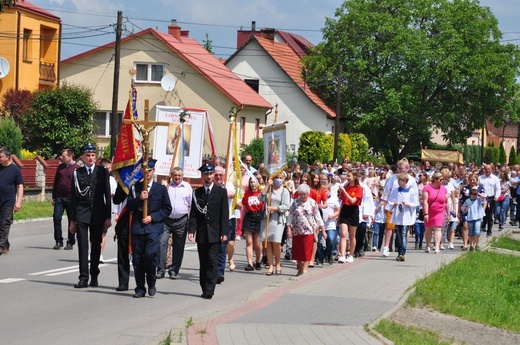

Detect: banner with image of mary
[262,122,287,176]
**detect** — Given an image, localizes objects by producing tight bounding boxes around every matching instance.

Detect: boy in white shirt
[462,187,487,251]
[388,173,419,261]
[320,184,340,265]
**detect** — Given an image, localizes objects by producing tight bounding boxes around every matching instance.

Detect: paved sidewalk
[187,225,512,344]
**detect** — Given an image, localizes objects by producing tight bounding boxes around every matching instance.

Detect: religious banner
[153,106,207,178]
[262,121,287,175]
[421,149,463,164]
[112,86,143,193]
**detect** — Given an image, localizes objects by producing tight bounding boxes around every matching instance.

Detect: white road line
[29,258,117,276]
[0,278,26,283]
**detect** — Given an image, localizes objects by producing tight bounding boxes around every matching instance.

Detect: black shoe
[74,280,88,288]
[89,278,98,287]
[155,271,165,279]
[116,285,128,291]
[148,287,156,296]
[203,294,213,300]
[261,255,268,266]
[168,271,179,280]
[254,262,262,270]
[244,264,254,271]
[64,244,73,250]
[53,243,63,250]
[133,291,145,298]
[216,276,225,284]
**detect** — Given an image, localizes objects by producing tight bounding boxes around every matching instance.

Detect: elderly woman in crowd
[286,184,326,276]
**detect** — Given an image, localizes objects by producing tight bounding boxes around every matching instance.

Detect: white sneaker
[346,255,354,263]
[371,246,377,252]
[99,255,104,264]
[448,242,454,250]
[337,256,347,263]
[382,247,389,257]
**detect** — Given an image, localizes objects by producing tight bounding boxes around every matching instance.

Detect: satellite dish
[0,57,10,79]
[160,75,177,91]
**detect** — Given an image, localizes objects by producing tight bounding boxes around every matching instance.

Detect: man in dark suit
[188,163,229,300]
[112,184,131,291]
[127,159,172,298]
[69,143,112,288]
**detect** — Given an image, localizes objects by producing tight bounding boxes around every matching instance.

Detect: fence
[11,155,60,202]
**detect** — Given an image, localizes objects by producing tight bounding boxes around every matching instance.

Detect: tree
[499,141,507,165]
[1,88,33,126]
[508,145,517,165]
[240,137,264,167]
[202,33,214,55]
[0,0,17,13]
[303,0,520,164]
[0,116,23,157]
[21,84,97,159]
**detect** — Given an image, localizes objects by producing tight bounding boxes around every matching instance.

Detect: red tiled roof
[62,28,272,110]
[15,0,60,21]
[486,120,518,138]
[254,36,335,118]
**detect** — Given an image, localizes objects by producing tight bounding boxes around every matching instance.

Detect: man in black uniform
[188,163,229,299]
[127,159,171,298]
[69,143,112,288]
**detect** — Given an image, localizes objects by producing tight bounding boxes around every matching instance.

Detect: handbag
[498,195,506,202]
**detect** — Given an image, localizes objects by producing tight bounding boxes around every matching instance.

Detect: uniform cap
[198,163,215,173]
[81,143,97,153]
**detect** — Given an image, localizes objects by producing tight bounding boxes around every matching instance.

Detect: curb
[14,217,52,224]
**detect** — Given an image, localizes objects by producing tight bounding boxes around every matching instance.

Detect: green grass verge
[374,319,452,345]
[407,251,520,333]
[14,200,54,221]
[491,236,520,251]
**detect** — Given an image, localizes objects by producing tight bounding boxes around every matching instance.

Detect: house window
[23,29,32,61]
[135,63,163,82]
[94,111,123,137]
[255,118,260,139]
[240,117,246,145]
[245,79,259,93]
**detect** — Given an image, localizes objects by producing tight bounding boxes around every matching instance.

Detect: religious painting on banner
[263,122,287,175]
[153,106,206,178]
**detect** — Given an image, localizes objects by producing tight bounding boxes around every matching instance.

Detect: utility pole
[333,65,343,163]
[110,11,123,158]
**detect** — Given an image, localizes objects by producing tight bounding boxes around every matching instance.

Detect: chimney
[260,28,276,41]
[168,19,181,40]
[251,21,256,37]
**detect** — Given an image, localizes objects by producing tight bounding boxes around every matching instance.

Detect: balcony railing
[39,62,56,85]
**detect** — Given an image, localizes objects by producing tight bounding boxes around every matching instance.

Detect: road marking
[0,278,26,283]
[29,258,117,276]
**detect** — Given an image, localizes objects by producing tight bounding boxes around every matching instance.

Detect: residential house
[225,26,337,155]
[60,20,272,159]
[0,0,60,99]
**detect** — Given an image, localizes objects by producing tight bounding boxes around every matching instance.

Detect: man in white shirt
[479,164,501,237]
[156,167,192,279]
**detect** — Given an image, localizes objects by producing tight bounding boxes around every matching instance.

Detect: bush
[0,116,23,157]
[240,137,264,167]
[298,131,333,164]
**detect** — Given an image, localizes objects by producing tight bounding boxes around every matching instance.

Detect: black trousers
[132,232,160,294]
[483,197,495,234]
[157,216,188,275]
[354,222,367,254]
[76,222,103,281]
[197,241,220,296]
[116,231,130,288]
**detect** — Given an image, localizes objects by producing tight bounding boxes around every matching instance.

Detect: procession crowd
[1,143,515,300]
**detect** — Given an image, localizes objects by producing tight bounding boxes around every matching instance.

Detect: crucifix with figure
[123,99,169,217]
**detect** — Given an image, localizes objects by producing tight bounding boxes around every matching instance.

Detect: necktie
[206,187,210,195]
[87,167,92,175]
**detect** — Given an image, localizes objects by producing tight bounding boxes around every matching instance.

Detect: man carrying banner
[127,159,171,298]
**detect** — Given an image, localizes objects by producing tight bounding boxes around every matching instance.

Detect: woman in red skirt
[287,184,326,276]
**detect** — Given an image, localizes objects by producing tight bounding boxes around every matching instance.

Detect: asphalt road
[0,219,284,345]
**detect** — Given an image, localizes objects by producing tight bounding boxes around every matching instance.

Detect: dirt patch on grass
[390,307,520,345]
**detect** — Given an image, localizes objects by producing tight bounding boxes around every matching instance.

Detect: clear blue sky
[29,0,520,60]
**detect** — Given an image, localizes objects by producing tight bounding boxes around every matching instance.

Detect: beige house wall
[61,32,268,158]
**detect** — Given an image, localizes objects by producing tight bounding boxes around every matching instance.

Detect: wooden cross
[123,99,169,217]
